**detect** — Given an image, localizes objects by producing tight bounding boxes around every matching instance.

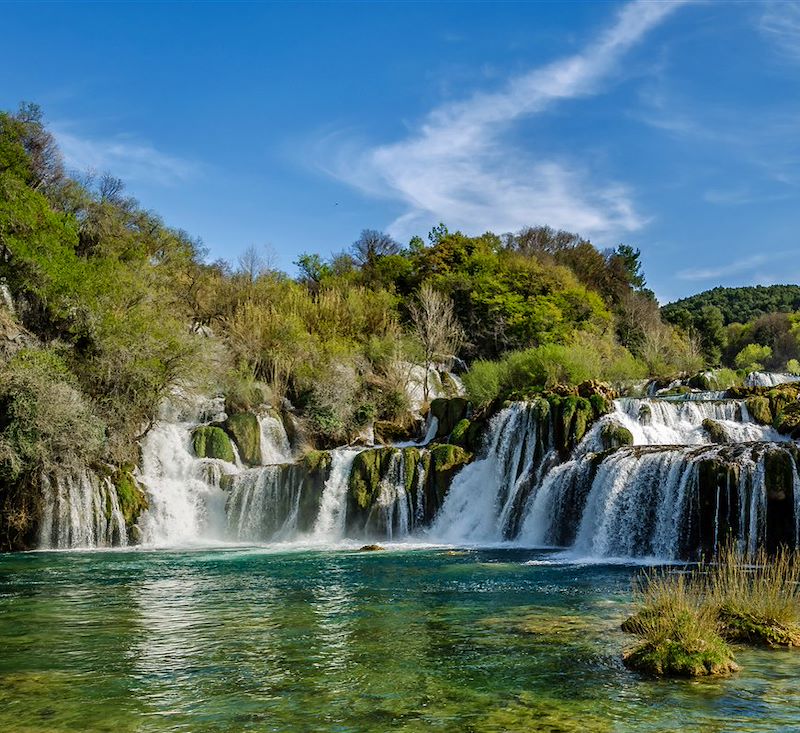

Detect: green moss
[449,418,471,447]
[623,634,738,677]
[192,426,235,462]
[222,412,261,465]
[599,422,634,451]
[302,449,332,474]
[775,402,800,438]
[588,393,609,418]
[348,449,393,510]
[718,606,800,648]
[430,397,469,439]
[112,468,148,530]
[745,396,773,425]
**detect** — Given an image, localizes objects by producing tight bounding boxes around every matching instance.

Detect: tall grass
[624,546,800,675]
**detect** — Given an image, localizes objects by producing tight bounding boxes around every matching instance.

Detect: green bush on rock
[599,422,634,451]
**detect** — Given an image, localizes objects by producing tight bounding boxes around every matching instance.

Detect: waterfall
[137,417,236,546]
[518,442,800,561]
[608,397,787,445]
[258,413,293,464]
[311,449,362,541]
[226,465,305,542]
[429,402,555,543]
[38,469,127,549]
[745,371,800,388]
[361,451,418,539]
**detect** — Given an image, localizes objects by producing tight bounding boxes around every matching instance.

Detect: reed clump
[623,545,800,677]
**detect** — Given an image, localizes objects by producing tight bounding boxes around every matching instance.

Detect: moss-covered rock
[373,420,416,445]
[358,544,385,552]
[775,401,800,438]
[192,426,235,462]
[717,606,800,648]
[623,635,738,677]
[702,418,729,445]
[348,448,395,511]
[599,422,634,451]
[222,412,261,465]
[111,468,148,532]
[302,449,332,474]
[745,396,773,425]
[430,397,469,439]
[638,403,652,426]
[449,418,471,447]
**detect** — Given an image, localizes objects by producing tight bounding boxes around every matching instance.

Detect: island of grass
[622,545,800,677]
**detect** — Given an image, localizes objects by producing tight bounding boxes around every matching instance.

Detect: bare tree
[351,229,400,266]
[237,244,277,284]
[409,283,464,402]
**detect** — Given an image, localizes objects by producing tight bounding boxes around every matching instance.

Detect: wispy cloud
[760,0,800,61]
[53,126,200,186]
[324,0,687,241]
[676,250,800,281]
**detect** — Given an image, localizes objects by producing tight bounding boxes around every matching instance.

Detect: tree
[696,305,726,366]
[734,344,772,373]
[351,229,400,267]
[409,283,464,402]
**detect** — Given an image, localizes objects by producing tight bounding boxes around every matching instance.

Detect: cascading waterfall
[429,402,556,543]
[609,397,788,445]
[137,420,234,545]
[312,449,363,541]
[38,469,127,549]
[258,413,293,464]
[226,465,305,542]
[519,444,800,560]
[745,371,800,388]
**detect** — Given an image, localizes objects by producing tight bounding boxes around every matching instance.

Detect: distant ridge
[662,284,800,326]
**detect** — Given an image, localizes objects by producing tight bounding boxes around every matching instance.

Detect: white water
[38,469,126,549]
[429,403,555,543]
[745,371,800,388]
[226,465,303,542]
[609,397,787,445]
[258,413,293,464]
[137,421,235,546]
[311,449,363,541]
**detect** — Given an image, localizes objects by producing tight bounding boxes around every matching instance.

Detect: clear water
[2,547,800,732]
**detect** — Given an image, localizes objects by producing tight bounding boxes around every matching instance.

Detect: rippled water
[1,547,799,732]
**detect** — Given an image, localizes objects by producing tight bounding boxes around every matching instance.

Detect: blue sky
[2,0,799,302]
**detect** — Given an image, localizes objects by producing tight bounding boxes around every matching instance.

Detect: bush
[462,359,504,408]
[0,348,105,481]
[787,358,800,376]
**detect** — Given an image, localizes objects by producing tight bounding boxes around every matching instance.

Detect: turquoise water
[1,547,800,732]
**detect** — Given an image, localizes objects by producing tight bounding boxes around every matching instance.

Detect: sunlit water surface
[1,546,799,732]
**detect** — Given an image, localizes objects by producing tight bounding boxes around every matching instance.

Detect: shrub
[462,359,504,408]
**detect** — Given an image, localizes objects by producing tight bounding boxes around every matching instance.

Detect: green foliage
[734,343,772,372]
[663,284,800,326]
[462,360,505,408]
[0,348,104,482]
[788,358,800,375]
